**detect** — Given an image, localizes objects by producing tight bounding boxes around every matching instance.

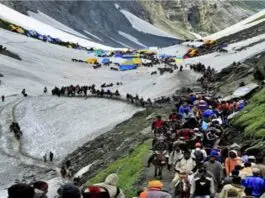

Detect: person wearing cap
[191,142,207,164]
[204,151,223,191]
[8,183,35,198]
[93,173,125,198]
[219,176,246,198]
[173,150,196,186]
[139,180,171,198]
[242,168,265,197]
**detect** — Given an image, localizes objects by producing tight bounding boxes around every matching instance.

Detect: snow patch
[84,30,103,42]
[15,97,141,160]
[28,11,89,39]
[114,3,120,10]
[120,9,178,39]
[74,164,93,178]
[118,31,147,47]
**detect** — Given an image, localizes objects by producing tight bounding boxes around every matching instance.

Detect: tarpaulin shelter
[9,24,25,34]
[101,58,110,64]
[95,49,104,56]
[119,64,137,71]
[175,57,184,63]
[114,54,123,58]
[86,58,98,64]
[26,30,38,37]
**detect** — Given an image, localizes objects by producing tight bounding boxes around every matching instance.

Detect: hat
[209,150,219,158]
[148,180,163,188]
[60,184,81,198]
[194,128,199,131]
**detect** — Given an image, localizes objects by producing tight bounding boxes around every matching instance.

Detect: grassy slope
[232,87,265,138]
[87,140,151,197]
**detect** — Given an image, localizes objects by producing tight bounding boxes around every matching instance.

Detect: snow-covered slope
[0,2,180,48]
[119,9,178,39]
[205,9,265,40]
[0,3,113,50]
[0,27,202,195]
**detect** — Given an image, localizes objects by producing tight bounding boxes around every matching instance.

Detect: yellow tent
[132,58,141,64]
[9,24,25,34]
[86,58,98,64]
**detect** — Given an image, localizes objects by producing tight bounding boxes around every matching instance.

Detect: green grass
[247,14,265,24]
[87,140,151,197]
[232,88,265,138]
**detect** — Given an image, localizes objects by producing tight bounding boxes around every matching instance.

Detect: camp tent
[86,58,98,64]
[114,54,123,58]
[101,58,110,64]
[95,49,105,56]
[9,24,25,34]
[119,64,137,71]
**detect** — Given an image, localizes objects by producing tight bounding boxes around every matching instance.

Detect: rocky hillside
[1,0,265,48]
[140,0,265,37]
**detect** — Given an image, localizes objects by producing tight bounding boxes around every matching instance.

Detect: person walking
[1,95,4,102]
[139,180,171,198]
[49,151,54,162]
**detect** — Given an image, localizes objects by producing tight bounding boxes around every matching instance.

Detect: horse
[151,151,167,178]
[174,173,191,198]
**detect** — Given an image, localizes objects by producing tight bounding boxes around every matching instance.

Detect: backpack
[194,150,204,162]
[82,185,120,198]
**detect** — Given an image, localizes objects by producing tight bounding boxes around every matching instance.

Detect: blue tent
[26,30,38,37]
[114,54,123,58]
[102,58,110,64]
[119,64,137,71]
[46,35,53,43]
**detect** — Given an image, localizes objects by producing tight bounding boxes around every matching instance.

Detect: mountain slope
[2,1,265,48]
[0,1,179,48]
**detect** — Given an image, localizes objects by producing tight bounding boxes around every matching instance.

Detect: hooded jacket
[94,174,125,198]
[225,150,242,176]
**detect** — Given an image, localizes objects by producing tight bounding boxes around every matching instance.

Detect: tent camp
[119,64,137,71]
[86,58,98,64]
[95,49,105,56]
[101,58,111,64]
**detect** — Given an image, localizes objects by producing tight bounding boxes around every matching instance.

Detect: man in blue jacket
[242,168,265,197]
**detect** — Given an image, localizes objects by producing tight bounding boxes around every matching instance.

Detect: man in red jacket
[152,115,166,135]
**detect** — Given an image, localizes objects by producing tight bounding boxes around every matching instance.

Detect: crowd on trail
[140,86,265,198]
[4,58,265,198]
[51,84,121,98]
[7,84,265,198]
